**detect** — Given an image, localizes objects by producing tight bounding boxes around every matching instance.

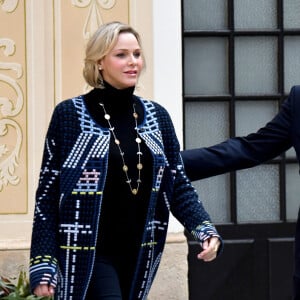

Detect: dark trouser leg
[86,258,122,300]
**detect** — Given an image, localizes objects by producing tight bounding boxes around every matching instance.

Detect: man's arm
[181,88,294,181]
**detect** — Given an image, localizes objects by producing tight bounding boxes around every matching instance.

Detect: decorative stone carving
[0,38,23,191]
[72,0,116,39]
[0,0,19,13]
[72,0,115,9]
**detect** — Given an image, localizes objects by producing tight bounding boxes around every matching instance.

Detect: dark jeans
[86,258,123,300]
[86,255,135,300]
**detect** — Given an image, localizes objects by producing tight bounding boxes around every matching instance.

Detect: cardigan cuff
[29,255,58,291]
[190,221,223,255]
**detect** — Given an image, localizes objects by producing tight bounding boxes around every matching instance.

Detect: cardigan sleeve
[172,155,222,246]
[30,104,62,291]
[154,102,222,247]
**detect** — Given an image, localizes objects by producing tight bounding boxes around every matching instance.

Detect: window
[182,0,300,224]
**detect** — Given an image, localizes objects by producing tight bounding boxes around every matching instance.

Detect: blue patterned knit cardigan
[30,95,220,300]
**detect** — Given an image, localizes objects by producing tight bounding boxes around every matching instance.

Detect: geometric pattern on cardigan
[138,100,166,157]
[30,95,221,300]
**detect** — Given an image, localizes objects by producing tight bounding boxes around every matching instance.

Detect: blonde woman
[30,21,221,300]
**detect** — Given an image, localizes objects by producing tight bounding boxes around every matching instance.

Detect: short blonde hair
[83,21,144,88]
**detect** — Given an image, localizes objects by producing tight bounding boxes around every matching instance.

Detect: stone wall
[0,249,29,278]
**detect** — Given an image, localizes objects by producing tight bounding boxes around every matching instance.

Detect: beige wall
[0,0,187,298]
[0,0,27,214]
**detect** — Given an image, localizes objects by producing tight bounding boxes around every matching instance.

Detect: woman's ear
[97,60,103,71]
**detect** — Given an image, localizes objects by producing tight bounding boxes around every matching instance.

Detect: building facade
[0,1,186,299]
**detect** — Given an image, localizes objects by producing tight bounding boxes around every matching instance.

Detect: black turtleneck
[84,82,153,292]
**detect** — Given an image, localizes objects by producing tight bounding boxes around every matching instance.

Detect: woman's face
[100,32,143,89]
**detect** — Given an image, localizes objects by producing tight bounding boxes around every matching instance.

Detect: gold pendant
[132,189,138,195]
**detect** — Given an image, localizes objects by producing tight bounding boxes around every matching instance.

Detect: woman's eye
[115,52,141,58]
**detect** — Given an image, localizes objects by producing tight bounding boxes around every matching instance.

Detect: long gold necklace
[99,102,143,195]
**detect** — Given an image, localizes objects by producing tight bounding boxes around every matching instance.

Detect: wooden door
[186,223,295,300]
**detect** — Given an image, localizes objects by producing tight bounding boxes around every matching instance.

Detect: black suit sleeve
[181,87,295,181]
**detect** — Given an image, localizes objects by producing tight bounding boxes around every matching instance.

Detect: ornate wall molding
[72,0,116,39]
[0,0,19,13]
[0,38,23,191]
[0,0,26,215]
[72,0,116,9]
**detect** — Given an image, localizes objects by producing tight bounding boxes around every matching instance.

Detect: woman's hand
[34,284,55,297]
[197,236,221,262]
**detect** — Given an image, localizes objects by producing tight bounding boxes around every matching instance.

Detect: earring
[98,65,102,71]
[98,74,104,88]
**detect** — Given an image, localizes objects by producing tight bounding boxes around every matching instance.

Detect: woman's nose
[128,54,137,65]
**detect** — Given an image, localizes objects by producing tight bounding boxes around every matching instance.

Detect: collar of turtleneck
[84,81,140,127]
[94,81,135,111]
